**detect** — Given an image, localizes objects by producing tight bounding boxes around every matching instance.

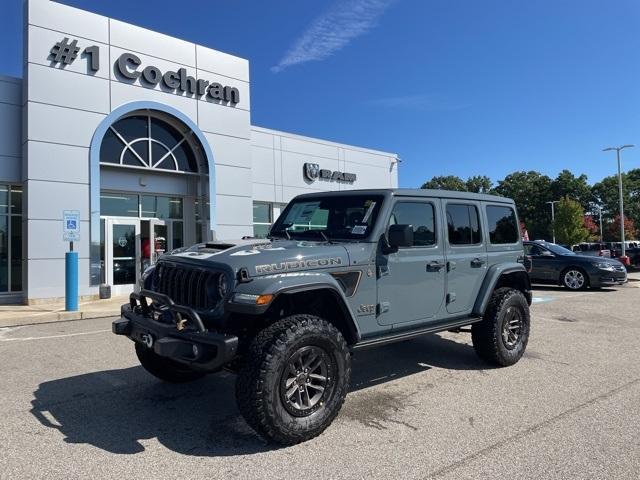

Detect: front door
[444,202,488,314]
[150,219,169,264]
[377,200,446,326]
[105,218,140,295]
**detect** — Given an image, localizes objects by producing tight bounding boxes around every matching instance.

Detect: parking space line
[0,329,110,342]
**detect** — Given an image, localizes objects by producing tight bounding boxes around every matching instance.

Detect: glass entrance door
[105,218,140,295]
[150,219,168,264]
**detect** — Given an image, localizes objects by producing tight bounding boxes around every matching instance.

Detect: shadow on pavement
[31,333,487,456]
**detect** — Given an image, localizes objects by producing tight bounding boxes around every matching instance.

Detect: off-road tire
[561,267,589,290]
[235,314,351,445]
[472,287,530,367]
[135,342,206,383]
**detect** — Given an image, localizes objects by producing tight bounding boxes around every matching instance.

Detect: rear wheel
[472,288,530,366]
[135,342,205,383]
[561,267,588,290]
[235,314,351,445]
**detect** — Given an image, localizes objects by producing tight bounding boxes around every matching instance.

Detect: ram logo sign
[303,163,357,184]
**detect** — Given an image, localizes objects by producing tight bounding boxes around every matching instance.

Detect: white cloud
[272,0,395,73]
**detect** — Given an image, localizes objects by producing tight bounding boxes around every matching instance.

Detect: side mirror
[388,224,414,249]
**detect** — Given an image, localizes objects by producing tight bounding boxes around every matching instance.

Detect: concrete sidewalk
[0,295,127,328]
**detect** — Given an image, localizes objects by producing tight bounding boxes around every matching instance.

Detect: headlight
[594,262,615,271]
[217,274,229,298]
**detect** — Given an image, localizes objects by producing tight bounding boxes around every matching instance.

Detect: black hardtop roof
[293,188,515,204]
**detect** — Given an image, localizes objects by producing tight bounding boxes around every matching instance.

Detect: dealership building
[0,0,398,303]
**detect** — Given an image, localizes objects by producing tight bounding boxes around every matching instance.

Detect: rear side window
[388,202,436,246]
[486,205,518,244]
[446,204,481,245]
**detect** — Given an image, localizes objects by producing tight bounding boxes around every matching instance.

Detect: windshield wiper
[319,231,333,244]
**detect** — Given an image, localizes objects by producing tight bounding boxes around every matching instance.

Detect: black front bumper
[113,290,239,372]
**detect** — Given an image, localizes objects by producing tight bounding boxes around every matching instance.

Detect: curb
[0,310,120,328]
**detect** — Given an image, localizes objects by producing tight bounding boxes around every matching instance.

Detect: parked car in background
[605,241,640,265]
[524,241,627,290]
[571,242,611,258]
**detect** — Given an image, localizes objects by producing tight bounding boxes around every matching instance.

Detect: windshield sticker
[351,225,367,235]
[361,201,377,224]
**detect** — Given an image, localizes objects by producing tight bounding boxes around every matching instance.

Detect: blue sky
[1,0,638,187]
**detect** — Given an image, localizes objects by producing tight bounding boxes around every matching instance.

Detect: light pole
[598,205,604,243]
[603,144,634,259]
[546,200,559,243]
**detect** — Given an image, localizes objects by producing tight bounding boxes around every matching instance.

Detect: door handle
[471,257,486,268]
[427,261,445,272]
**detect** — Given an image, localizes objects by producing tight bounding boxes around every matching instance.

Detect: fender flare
[472,263,531,316]
[230,272,362,342]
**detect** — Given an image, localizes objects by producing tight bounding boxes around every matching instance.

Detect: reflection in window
[100,194,139,217]
[486,206,518,244]
[100,114,206,174]
[253,202,272,238]
[0,185,23,293]
[388,202,436,246]
[447,204,481,245]
[141,196,183,219]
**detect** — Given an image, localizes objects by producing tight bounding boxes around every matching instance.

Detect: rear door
[443,201,488,314]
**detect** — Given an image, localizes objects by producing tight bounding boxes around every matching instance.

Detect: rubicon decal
[255,257,343,274]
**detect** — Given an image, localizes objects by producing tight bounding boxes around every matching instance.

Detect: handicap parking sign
[63,210,80,241]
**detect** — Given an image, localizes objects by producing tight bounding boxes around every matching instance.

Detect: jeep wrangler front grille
[154,262,218,309]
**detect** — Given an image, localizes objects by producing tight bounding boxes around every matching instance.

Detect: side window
[388,202,436,247]
[446,204,481,245]
[486,205,518,244]
[525,244,543,256]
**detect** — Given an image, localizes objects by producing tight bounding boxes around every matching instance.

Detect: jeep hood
[167,239,350,277]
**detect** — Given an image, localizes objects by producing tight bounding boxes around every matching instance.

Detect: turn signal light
[256,294,274,305]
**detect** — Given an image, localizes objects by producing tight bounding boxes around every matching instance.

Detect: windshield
[546,243,575,255]
[270,195,384,240]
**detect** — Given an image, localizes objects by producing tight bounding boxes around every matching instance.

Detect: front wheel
[135,342,206,383]
[472,288,530,367]
[561,267,588,290]
[235,314,351,445]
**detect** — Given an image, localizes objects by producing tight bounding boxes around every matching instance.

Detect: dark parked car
[524,241,627,290]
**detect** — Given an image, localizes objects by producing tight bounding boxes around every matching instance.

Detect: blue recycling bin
[65,251,78,311]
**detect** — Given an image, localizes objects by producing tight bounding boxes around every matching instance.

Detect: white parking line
[0,329,110,342]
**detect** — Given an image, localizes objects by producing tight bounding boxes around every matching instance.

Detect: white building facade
[0,0,398,304]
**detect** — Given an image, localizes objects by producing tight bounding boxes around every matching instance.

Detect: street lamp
[602,144,634,259]
[546,200,560,243]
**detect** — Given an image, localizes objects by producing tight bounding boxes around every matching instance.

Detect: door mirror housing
[388,224,414,249]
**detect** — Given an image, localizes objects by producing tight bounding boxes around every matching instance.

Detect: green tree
[553,196,589,246]
[494,171,553,239]
[421,175,467,191]
[466,175,493,194]
[551,170,593,212]
[592,168,640,230]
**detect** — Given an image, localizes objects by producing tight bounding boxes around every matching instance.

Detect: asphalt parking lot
[1,283,639,480]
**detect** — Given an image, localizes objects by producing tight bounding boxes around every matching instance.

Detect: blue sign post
[63,210,80,311]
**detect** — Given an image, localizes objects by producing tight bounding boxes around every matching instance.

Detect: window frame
[0,184,23,294]
[485,204,519,245]
[386,200,438,249]
[445,202,483,247]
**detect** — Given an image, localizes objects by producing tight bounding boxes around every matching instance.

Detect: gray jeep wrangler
[113,189,532,444]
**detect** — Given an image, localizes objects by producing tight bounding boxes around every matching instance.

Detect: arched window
[100,113,207,173]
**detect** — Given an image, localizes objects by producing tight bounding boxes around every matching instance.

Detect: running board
[351,316,483,351]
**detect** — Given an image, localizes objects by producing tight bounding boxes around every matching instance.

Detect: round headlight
[217,274,229,298]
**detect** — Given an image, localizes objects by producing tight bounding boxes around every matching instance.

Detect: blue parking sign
[63,210,80,242]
